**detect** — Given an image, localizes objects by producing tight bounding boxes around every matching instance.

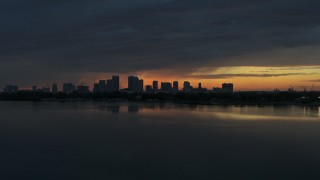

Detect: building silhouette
[128,76,143,92]
[98,80,106,93]
[32,86,50,93]
[146,85,153,93]
[41,87,51,93]
[4,85,18,94]
[32,86,37,92]
[183,81,192,92]
[77,85,90,94]
[106,79,113,92]
[173,81,179,92]
[139,79,144,92]
[161,82,172,92]
[112,76,120,91]
[63,83,76,94]
[213,87,222,93]
[153,81,158,92]
[222,83,234,93]
[93,83,99,93]
[52,83,58,94]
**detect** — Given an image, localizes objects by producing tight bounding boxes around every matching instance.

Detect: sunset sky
[1,0,319,91]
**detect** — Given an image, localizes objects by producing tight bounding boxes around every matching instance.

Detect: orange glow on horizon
[81,66,320,91]
[22,66,320,91]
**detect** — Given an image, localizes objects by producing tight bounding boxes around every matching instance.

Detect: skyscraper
[183,81,192,92]
[153,81,158,92]
[93,83,99,93]
[146,85,153,93]
[173,81,179,92]
[222,83,234,93]
[106,79,113,92]
[52,83,58,94]
[128,76,140,92]
[98,80,106,92]
[63,83,76,94]
[112,75,120,91]
[128,76,137,91]
[161,82,172,92]
[139,79,144,92]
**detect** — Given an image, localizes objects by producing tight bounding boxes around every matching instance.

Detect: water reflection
[1,101,320,180]
[63,102,320,120]
[128,105,140,113]
[3,101,319,120]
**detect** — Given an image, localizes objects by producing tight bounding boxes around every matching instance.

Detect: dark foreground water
[0,102,320,180]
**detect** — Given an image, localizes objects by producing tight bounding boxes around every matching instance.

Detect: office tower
[112,75,120,91]
[4,85,18,94]
[198,83,202,89]
[183,81,192,92]
[146,85,153,93]
[222,83,234,93]
[98,80,106,93]
[139,79,144,92]
[93,83,99,93]
[77,85,90,94]
[153,81,158,92]
[52,83,58,94]
[106,79,113,92]
[63,83,76,94]
[128,76,139,92]
[128,76,143,92]
[161,82,172,92]
[173,81,179,92]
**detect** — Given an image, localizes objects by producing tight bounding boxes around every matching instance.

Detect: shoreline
[1,99,319,107]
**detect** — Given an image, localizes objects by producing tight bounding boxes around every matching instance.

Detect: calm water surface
[0,102,320,180]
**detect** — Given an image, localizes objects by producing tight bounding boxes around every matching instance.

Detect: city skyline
[2,72,320,92]
[0,1,320,91]
[1,1,320,179]
[3,75,236,93]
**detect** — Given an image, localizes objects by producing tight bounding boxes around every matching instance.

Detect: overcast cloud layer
[1,0,320,85]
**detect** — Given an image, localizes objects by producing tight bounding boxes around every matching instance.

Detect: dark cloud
[1,0,320,86]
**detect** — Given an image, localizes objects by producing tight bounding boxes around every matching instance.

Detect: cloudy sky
[1,0,320,90]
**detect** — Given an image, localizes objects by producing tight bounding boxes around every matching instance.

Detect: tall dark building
[161,82,172,92]
[93,83,99,93]
[128,76,141,92]
[153,81,158,92]
[106,79,113,92]
[183,81,192,92]
[63,83,76,94]
[222,83,234,93]
[98,80,106,92]
[52,83,58,94]
[173,81,179,92]
[139,79,144,92]
[198,83,202,89]
[146,85,153,93]
[112,75,120,91]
